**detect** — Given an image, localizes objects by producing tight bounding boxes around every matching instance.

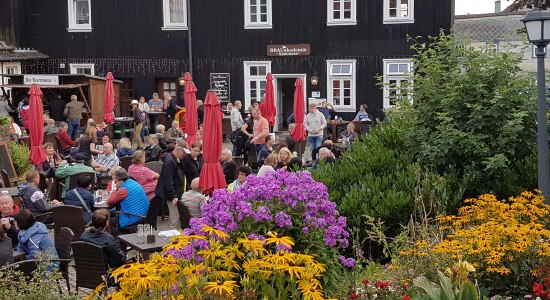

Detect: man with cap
[55,153,95,198]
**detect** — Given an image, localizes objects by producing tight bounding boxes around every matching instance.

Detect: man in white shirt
[230,100,244,156]
[304,103,327,151]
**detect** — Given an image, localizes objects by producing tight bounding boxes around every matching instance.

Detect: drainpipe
[187,0,193,75]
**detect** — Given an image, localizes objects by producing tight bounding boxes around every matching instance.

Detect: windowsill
[327,20,357,26]
[67,28,93,32]
[333,108,356,113]
[161,26,188,31]
[383,18,415,24]
[244,24,273,30]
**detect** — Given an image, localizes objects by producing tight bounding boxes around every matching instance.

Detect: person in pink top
[127,150,159,201]
[250,107,269,158]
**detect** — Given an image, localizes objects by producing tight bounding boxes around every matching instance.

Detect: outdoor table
[117,233,171,260]
[148,111,164,133]
[93,189,110,209]
[17,135,29,147]
[327,120,350,141]
[114,117,134,139]
[13,251,26,262]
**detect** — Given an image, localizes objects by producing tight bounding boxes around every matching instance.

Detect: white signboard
[23,75,59,86]
[311,91,321,98]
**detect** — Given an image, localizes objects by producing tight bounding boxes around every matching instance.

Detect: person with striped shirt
[179,178,207,218]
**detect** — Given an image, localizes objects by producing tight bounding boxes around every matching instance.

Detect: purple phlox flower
[339,256,356,268]
[171,284,179,293]
[248,234,266,242]
[254,206,272,222]
[302,226,309,234]
[274,211,293,228]
[276,243,293,252]
[191,238,209,250]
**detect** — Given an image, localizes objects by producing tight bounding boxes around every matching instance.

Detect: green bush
[9,141,33,177]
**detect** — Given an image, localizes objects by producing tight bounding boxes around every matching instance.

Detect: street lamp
[522,9,550,202]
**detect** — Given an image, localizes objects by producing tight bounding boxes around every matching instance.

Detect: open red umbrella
[103,72,115,124]
[199,90,226,194]
[183,72,199,146]
[28,84,46,165]
[291,78,306,141]
[259,73,276,128]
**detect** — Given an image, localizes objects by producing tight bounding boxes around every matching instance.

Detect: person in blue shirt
[353,104,371,122]
[15,209,58,262]
[63,174,95,224]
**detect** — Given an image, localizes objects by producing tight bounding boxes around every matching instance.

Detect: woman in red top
[127,150,159,201]
[56,122,75,153]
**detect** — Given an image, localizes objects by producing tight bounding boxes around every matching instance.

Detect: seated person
[63,174,95,224]
[227,165,252,192]
[155,124,168,150]
[15,209,59,261]
[99,133,111,146]
[353,104,371,122]
[276,147,302,172]
[80,209,126,268]
[312,147,336,170]
[18,170,62,224]
[0,226,13,266]
[339,123,359,144]
[180,178,208,219]
[36,142,62,176]
[116,138,134,158]
[9,116,22,137]
[311,140,341,161]
[55,153,96,198]
[74,126,100,162]
[190,142,203,174]
[165,120,184,141]
[43,118,59,135]
[57,121,75,154]
[0,194,20,248]
[160,142,176,162]
[285,123,297,153]
[128,150,159,201]
[91,142,120,180]
[257,153,278,177]
[220,148,237,184]
[258,134,275,162]
[107,167,150,232]
[144,134,162,162]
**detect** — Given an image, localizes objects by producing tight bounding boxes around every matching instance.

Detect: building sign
[210,73,230,102]
[23,75,59,86]
[267,44,311,57]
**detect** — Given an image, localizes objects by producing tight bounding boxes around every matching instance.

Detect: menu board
[0,141,17,183]
[210,73,230,102]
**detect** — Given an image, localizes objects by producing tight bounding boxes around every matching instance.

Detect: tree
[506,0,550,11]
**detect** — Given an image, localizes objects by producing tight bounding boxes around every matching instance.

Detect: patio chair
[177,201,192,230]
[71,241,110,293]
[6,258,71,282]
[58,172,96,194]
[1,169,12,187]
[52,205,87,239]
[119,156,132,170]
[144,161,163,174]
[54,227,74,291]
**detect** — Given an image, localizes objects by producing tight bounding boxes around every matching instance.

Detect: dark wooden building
[0,0,453,130]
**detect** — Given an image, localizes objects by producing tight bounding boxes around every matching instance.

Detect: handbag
[73,188,93,217]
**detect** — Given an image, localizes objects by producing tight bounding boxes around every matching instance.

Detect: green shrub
[9,141,33,177]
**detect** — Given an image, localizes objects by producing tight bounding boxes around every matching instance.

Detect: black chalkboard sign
[0,141,17,183]
[210,73,230,103]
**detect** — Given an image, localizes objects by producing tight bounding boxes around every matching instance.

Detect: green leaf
[414,276,442,300]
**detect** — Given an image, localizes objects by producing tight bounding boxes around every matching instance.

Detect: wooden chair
[119,156,133,170]
[52,205,87,240]
[54,227,74,291]
[6,258,71,281]
[1,169,12,188]
[177,201,192,230]
[71,241,110,293]
[144,161,163,174]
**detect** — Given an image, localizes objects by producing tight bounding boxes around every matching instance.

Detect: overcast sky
[455,0,513,15]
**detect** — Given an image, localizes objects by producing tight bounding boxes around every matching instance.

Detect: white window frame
[69,63,95,76]
[243,61,272,108]
[67,0,92,32]
[162,0,188,30]
[327,0,357,26]
[383,59,413,109]
[326,59,356,112]
[383,0,414,24]
[244,0,273,29]
[1,62,21,99]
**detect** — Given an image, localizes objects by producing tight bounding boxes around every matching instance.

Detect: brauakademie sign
[267,44,311,57]
[23,75,59,86]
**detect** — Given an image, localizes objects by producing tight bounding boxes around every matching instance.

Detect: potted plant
[0,115,10,142]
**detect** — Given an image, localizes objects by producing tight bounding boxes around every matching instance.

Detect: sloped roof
[0,41,49,61]
[453,12,527,42]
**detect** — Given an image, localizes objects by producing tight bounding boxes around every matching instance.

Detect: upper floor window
[383,0,414,24]
[243,61,271,108]
[327,0,357,26]
[163,0,188,30]
[327,60,356,112]
[67,0,92,32]
[70,63,95,76]
[383,59,412,108]
[244,0,272,29]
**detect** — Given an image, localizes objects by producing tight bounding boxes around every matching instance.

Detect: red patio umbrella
[259,73,276,128]
[183,72,199,146]
[199,90,226,194]
[291,78,306,141]
[103,72,115,124]
[28,84,46,165]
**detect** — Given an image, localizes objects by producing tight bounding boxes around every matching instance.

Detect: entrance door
[272,74,307,132]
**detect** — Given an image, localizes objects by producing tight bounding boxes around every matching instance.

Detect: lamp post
[522,9,550,202]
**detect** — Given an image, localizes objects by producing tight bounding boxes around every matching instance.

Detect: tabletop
[0,187,19,196]
[327,120,351,125]
[147,111,165,115]
[114,117,134,122]
[117,233,171,253]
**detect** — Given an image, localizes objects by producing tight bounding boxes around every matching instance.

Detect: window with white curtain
[383,0,414,24]
[326,60,356,111]
[383,59,413,108]
[243,61,271,108]
[244,0,272,29]
[327,0,357,26]
[163,0,188,30]
[67,0,92,32]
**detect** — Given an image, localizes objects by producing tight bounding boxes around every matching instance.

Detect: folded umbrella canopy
[183,72,199,146]
[103,72,115,124]
[291,78,306,141]
[199,90,227,194]
[28,84,46,165]
[259,73,276,129]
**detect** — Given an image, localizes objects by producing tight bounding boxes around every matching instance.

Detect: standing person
[196,100,204,126]
[304,103,327,151]
[164,91,181,130]
[138,96,150,138]
[20,98,30,133]
[154,145,198,229]
[230,100,244,156]
[80,209,126,268]
[189,141,203,174]
[47,95,66,123]
[0,95,14,117]
[250,108,269,158]
[131,99,145,149]
[148,92,163,133]
[64,95,84,140]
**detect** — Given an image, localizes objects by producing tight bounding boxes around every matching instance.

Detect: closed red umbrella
[183,72,199,145]
[28,84,46,165]
[103,72,115,124]
[199,90,226,194]
[259,73,276,128]
[291,78,306,141]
